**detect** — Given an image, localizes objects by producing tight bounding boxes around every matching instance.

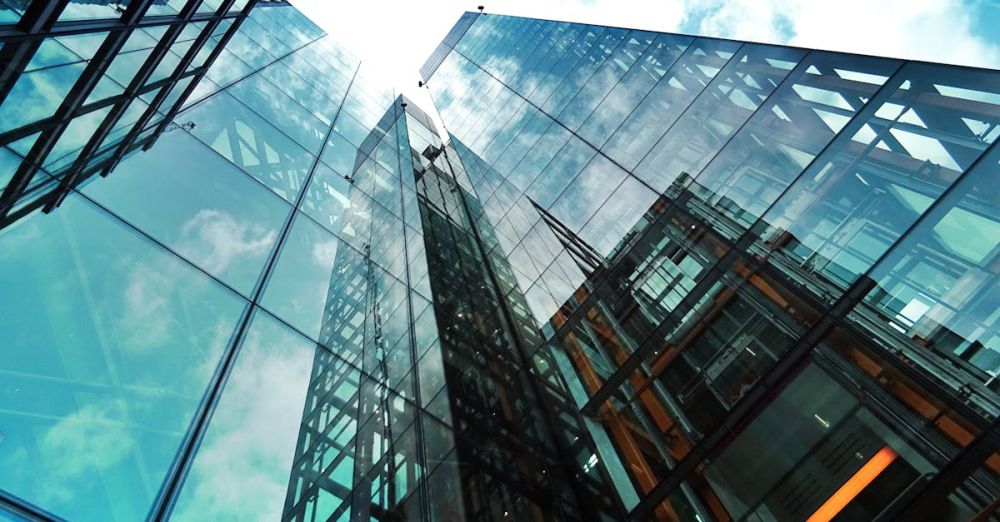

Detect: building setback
[0,2,998,521]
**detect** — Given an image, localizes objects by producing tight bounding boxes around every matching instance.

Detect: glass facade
[0,3,997,522]
[422,12,1000,522]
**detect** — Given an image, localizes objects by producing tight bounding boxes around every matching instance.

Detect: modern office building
[0,2,997,521]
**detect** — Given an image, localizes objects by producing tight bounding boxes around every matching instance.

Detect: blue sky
[290,0,1000,106]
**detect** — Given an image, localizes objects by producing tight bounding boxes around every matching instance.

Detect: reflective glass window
[683,52,899,239]
[228,73,329,154]
[756,62,1000,299]
[44,105,112,172]
[558,30,656,131]
[57,1,122,21]
[850,144,1000,388]
[579,175,659,257]
[262,213,368,347]
[259,59,340,126]
[170,311,361,521]
[602,38,742,170]
[320,130,362,176]
[703,362,936,521]
[0,194,245,521]
[549,154,628,232]
[526,133,595,208]
[0,0,27,23]
[577,32,694,146]
[634,43,806,192]
[0,61,86,134]
[186,92,314,202]
[143,0,189,17]
[83,131,290,294]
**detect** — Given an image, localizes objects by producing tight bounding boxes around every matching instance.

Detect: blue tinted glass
[262,213,367,348]
[683,52,899,238]
[633,43,806,192]
[82,131,290,294]
[602,38,742,170]
[526,134,595,208]
[258,59,340,126]
[228,73,329,154]
[756,62,1000,297]
[170,310,361,521]
[57,1,121,21]
[0,194,244,521]
[852,146,1000,380]
[549,154,628,232]
[0,62,86,134]
[186,92,314,202]
[577,32,694,146]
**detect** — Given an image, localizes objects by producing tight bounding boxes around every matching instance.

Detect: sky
[289,0,1000,112]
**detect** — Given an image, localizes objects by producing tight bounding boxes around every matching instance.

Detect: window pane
[170,311,361,521]
[262,213,368,349]
[57,1,122,21]
[682,51,899,239]
[549,154,628,232]
[0,61,86,134]
[850,144,1000,396]
[602,37,742,170]
[228,72,329,154]
[186,92,314,202]
[82,131,290,294]
[634,43,806,192]
[756,62,1000,300]
[0,194,245,521]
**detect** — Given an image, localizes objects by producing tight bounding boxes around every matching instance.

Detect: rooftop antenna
[477,5,484,13]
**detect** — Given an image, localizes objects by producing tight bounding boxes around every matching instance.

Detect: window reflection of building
[424,12,1000,521]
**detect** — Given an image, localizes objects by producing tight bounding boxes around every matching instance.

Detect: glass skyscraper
[1,2,998,521]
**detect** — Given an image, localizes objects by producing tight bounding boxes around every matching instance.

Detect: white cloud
[683,0,1000,70]
[178,208,277,275]
[170,321,317,522]
[39,399,137,503]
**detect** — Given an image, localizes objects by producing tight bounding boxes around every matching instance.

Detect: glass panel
[0,0,28,24]
[320,130,361,176]
[170,311,361,521]
[579,174,659,257]
[525,133,595,209]
[204,46,255,86]
[703,363,936,521]
[0,194,245,521]
[258,59,340,126]
[228,73,329,154]
[577,32,694,146]
[0,61,87,134]
[634,43,806,192]
[682,52,900,240]
[196,0,222,14]
[602,38,742,170]
[558,30,656,131]
[262,213,368,346]
[849,144,1000,404]
[186,92,314,203]
[143,0,188,17]
[756,62,1000,300]
[82,131,290,294]
[549,153,628,232]
[57,1,123,21]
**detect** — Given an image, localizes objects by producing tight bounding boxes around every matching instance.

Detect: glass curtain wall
[422,11,1000,522]
[0,3,457,521]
